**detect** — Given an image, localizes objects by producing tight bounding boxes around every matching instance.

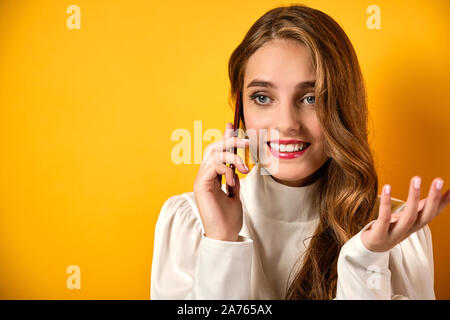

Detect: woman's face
[243,38,329,187]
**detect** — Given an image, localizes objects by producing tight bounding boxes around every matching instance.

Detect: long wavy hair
[227,4,379,299]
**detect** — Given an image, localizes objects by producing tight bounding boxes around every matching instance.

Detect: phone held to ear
[225,91,243,197]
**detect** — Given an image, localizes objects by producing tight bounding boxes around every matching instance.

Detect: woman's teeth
[268,142,309,152]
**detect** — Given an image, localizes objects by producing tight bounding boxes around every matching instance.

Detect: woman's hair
[228,4,378,299]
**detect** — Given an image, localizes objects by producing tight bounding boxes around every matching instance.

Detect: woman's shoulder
[156,192,205,235]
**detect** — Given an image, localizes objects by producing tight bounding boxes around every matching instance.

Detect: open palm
[361,176,450,252]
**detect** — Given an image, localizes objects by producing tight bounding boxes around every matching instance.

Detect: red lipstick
[266,141,311,159]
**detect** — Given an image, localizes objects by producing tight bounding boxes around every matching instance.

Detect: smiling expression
[243,38,330,187]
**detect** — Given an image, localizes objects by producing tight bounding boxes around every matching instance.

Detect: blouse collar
[241,162,322,223]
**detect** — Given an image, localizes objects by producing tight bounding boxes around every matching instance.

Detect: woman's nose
[276,103,302,134]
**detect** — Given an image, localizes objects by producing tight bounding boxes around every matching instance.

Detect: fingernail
[413,177,421,189]
[436,179,444,190]
[384,184,391,195]
[233,175,236,186]
[242,138,250,142]
[243,164,249,171]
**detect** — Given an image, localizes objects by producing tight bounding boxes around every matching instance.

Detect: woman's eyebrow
[246,79,315,89]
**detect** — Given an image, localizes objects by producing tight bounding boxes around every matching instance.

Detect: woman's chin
[261,161,308,183]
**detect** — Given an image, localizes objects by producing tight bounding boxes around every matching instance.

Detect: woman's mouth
[266,140,311,159]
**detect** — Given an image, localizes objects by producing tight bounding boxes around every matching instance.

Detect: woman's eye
[249,93,315,106]
[303,96,315,105]
[249,93,271,106]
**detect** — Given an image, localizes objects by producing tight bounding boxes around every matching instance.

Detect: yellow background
[0,0,449,299]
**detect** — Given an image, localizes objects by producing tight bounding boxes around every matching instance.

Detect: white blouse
[150,162,435,299]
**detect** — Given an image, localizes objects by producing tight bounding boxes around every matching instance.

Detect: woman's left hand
[361,176,450,252]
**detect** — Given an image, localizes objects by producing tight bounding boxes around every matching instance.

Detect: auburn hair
[227,4,378,299]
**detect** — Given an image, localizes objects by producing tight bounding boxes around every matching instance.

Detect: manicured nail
[436,179,444,190]
[413,177,421,189]
[384,184,391,195]
[243,164,249,171]
[233,175,236,186]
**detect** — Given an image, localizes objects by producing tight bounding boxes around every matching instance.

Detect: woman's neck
[269,159,329,187]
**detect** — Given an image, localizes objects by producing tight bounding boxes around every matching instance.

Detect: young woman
[150,4,450,299]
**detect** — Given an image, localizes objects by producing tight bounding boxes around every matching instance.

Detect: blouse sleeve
[150,194,254,300]
[335,197,435,299]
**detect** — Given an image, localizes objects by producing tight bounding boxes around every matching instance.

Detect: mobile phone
[226,91,243,198]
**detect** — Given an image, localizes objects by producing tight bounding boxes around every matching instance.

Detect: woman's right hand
[193,122,250,242]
